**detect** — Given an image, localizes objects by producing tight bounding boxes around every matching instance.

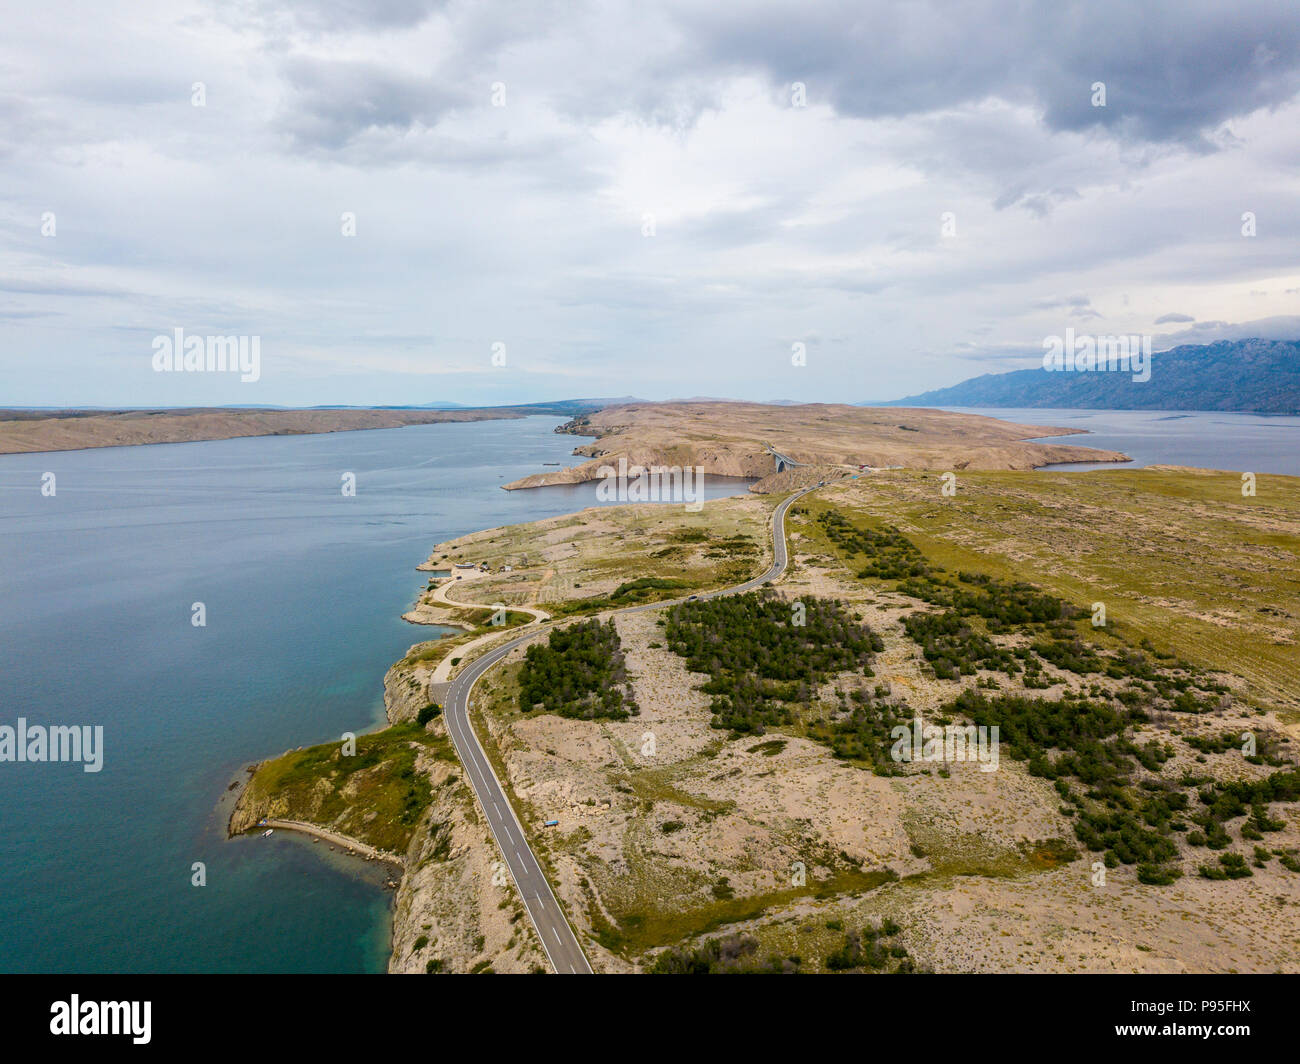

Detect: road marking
[439,486,813,978]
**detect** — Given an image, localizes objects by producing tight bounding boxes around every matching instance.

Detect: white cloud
[1,0,1298,406]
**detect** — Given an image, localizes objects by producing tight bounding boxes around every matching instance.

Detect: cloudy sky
[3,0,1299,407]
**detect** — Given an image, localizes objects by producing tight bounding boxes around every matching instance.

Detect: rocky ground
[231,461,1300,974]
[462,496,1300,973]
[387,743,548,974]
[0,406,520,454]
[501,401,1128,490]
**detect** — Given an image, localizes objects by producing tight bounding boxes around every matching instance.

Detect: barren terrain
[231,465,1300,974]
[503,401,1129,490]
[461,469,1300,972]
[0,406,521,454]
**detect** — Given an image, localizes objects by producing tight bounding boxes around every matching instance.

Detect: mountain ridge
[870,338,1300,414]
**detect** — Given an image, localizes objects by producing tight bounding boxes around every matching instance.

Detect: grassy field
[236,723,458,854]
[422,495,777,614]
[792,468,1300,716]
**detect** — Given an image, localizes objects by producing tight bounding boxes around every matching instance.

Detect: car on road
[686,594,698,601]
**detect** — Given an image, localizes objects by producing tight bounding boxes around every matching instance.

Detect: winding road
[439,484,818,974]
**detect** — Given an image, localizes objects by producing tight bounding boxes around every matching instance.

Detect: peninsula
[501,402,1129,491]
[228,402,1300,975]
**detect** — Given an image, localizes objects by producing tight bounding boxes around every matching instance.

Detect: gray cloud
[673,1,1300,145]
[254,0,448,32]
[2,1,1299,406]
[276,57,471,149]
[1155,315,1300,347]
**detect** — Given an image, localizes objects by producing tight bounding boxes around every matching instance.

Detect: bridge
[762,441,801,473]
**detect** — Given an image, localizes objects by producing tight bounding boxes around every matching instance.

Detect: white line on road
[441,485,816,976]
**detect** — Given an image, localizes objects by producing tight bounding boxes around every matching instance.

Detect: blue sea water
[0,416,752,973]
[939,407,1300,475]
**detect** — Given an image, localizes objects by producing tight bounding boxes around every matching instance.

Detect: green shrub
[518,618,639,720]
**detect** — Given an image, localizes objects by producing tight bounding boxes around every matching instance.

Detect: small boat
[261,829,274,838]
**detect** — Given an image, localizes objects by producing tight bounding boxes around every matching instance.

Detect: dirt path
[428,570,551,683]
[259,819,405,867]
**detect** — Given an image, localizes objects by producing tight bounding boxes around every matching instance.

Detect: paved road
[439,484,818,973]
[425,569,551,683]
[762,441,801,472]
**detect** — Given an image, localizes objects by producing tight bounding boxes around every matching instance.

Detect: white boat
[261,829,274,838]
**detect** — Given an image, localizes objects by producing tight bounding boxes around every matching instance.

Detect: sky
[2,0,1299,408]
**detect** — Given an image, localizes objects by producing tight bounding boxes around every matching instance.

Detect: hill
[876,339,1300,413]
[501,401,1127,490]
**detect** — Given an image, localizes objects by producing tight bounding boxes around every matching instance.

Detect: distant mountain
[873,339,1300,414]
[378,397,640,414]
[502,397,645,415]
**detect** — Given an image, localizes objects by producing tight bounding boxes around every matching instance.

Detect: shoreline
[498,403,1131,490]
[211,408,1190,971]
[253,819,405,869]
[0,407,526,456]
[219,449,1300,974]
[224,767,407,872]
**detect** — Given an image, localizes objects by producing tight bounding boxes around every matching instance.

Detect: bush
[649,935,795,974]
[1136,863,1182,885]
[664,590,880,735]
[518,618,639,721]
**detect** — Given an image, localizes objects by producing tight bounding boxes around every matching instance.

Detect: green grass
[794,469,1300,712]
[241,723,455,854]
[597,867,900,957]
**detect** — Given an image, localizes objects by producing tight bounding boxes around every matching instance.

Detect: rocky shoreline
[227,633,546,974]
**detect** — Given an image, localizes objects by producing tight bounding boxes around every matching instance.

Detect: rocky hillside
[880,339,1300,413]
[502,401,1127,490]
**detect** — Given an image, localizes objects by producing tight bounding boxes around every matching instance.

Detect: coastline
[254,819,404,868]
[225,766,403,868]
[499,402,1130,490]
[226,615,552,973]
[0,406,524,456]
[216,445,1300,975]
[209,406,1169,973]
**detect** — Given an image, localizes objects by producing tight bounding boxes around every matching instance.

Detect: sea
[0,415,751,972]
[938,407,1300,475]
[3,406,1295,972]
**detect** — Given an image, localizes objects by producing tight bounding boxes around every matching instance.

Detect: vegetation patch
[609,577,692,604]
[238,723,454,854]
[663,590,881,735]
[649,933,800,974]
[824,918,925,973]
[954,686,1300,882]
[802,503,1300,886]
[518,618,640,720]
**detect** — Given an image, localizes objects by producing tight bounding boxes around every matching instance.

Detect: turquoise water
[0,416,753,973]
